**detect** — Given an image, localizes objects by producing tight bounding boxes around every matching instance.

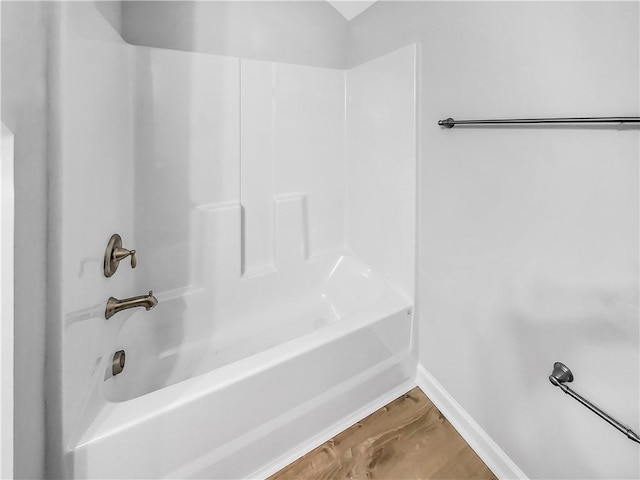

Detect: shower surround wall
[51,3,416,478]
[51,6,136,477]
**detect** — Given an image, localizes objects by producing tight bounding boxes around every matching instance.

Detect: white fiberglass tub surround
[55,5,416,479]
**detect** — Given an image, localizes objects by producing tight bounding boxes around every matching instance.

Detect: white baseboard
[253,366,526,480]
[416,364,528,480]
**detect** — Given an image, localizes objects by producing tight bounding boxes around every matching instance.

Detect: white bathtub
[68,255,414,479]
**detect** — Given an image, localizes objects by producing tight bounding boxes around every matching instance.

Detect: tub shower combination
[54,5,416,478]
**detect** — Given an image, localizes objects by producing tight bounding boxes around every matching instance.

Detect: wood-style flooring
[269,387,497,480]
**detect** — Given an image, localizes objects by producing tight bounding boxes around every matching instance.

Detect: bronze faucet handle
[104,234,138,277]
[113,247,137,269]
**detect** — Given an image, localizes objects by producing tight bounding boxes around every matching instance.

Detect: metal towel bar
[549,362,640,444]
[438,116,640,128]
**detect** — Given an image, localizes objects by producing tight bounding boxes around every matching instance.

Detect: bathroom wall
[1,2,51,478]
[93,1,122,36]
[122,1,348,69]
[349,2,639,479]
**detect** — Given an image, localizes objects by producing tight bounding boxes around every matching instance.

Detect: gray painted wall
[94,1,122,36]
[122,1,348,68]
[349,2,639,478]
[1,2,50,478]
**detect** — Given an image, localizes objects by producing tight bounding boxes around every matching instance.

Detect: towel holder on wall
[549,362,640,444]
[438,116,640,128]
